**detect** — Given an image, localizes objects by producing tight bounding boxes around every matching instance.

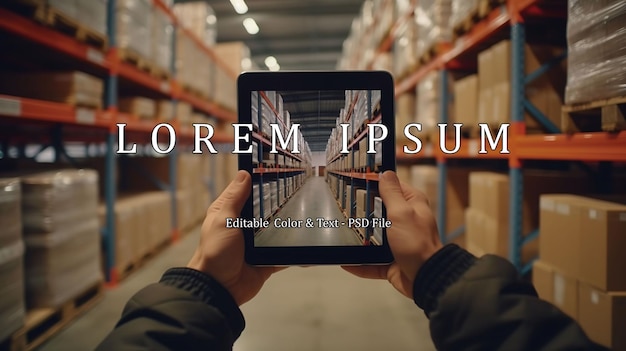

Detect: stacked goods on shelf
[415,71,453,136]
[453,74,478,131]
[477,41,566,131]
[97,191,171,272]
[450,0,478,33]
[396,92,416,140]
[372,0,394,51]
[156,99,174,121]
[372,196,383,244]
[414,0,452,61]
[0,71,103,108]
[47,0,108,37]
[534,195,626,349]
[173,1,217,47]
[465,171,590,259]
[176,101,193,123]
[213,42,251,111]
[0,178,25,342]
[116,0,152,62]
[20,170,101,308]
[151,5,173,75]
[565,0,626,105]
[176,28,213,98]
[118,97,156,119]
[410,165,469,246]
[393,12,418,78]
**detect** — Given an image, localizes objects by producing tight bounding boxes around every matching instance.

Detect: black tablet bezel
[237,71,395,265]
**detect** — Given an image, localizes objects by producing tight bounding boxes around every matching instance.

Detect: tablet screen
[245,89,389,247]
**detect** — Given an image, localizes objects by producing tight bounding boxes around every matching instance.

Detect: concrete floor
[38,195,435,351]
[255,177,362,247]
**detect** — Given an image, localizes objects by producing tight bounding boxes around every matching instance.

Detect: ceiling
[189,0,363,70]
[278,90,344,152]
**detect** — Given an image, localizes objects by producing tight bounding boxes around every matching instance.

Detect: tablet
[237,71,395,265]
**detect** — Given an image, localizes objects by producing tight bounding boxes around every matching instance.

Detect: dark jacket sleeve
[95,268,244,351]
[413,244,607,351]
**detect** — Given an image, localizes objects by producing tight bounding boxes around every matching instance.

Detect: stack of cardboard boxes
[534,195,626,350]
[477,41,566,131]
[465,171,589,258]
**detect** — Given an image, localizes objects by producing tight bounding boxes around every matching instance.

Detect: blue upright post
[104,0,118,283]
[436,69,449,244]
[509,23,526,270]
[169,10,179,241]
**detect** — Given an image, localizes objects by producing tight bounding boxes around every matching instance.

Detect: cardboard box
[0,71,103,108]
[539,195,590,278]
[579,199,626,291]
[578,282,626,350]
[213,42,251,76]
[553,270,579,320]
[176,101,192,123]
[532,260,554,303]
[118,97,156,119]
[156,100,174,121]
[346,185,353,213]
[396,92,415,139]
[454,74,478,126]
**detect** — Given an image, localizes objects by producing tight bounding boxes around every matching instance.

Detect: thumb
[379,171,408,215]
[210,170,251,216]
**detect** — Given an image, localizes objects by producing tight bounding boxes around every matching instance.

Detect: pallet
[118,49,171,80]
[45,6,107,50]
[562,96,626,133]
[418,42,450,65]
[4,0,46,23]
[2,282,103,351]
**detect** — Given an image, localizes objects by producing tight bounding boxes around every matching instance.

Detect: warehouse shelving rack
[371,0,626,274]
[0,0,237,285]
[327,90,382,245]
[252,91,308,222]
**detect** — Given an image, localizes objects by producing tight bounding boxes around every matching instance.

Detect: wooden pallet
[45,6,108,50]
[418,42,450,65]
[4,0,47,23]
[118,48,171,80]
[2,282,103,351]
[562,96,626,133]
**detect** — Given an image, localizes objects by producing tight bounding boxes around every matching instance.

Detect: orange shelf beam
[328,171,380,182]
[252,132,303,162]
[116,56,172,96]
[515,132,626,161]
[253,168,306,174]
[175,87,237,123]
[0,8,110,69]
[0,95,111,128]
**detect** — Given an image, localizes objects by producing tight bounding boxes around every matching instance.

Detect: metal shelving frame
[0,0,237,285]
[374,0,626,273]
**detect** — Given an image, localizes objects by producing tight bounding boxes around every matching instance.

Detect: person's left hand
[187,170,284,305]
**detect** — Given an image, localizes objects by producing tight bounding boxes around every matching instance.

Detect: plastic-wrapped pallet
[152,6,173,73]
[21,170,101,308]
[450,0,479,31]
[270,181,278,212]
[0,178,22,247]
[415,70,454,134]
[373,196,383,244]
[117,0,153,59]
[253,184,260,219]
[77,0,108,36]
[175,28,213,99]
[0,240,25,342]
[48,0,77,18]
[0,178,25,341]
[173,1,217,47]
[263,183,271,219]
[415,0,452,60]
[393,17,417,78]
[565,0,626,104]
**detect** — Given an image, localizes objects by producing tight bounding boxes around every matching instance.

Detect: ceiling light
[264,56,277,68]
[229,0,248,14]
[206,14,216,25]
[268,63,280,71]
[241,57,252,70]
[243,18,259,35]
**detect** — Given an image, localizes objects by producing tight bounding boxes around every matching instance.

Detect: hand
[343,171,442,298]
[187,170,283,305]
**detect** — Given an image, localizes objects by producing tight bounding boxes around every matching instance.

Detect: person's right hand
[343,171,443,299]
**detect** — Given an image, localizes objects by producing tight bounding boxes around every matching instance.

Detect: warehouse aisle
[255,177,362,246]
[38,227,434,351]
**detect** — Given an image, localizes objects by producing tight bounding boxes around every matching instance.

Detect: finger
[379,171,409,214]
[399,181,430,206]
[209,171,251,215]
[341,265,389,280]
